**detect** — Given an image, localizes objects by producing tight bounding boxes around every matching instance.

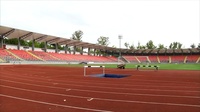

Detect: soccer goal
[84,65,105,77]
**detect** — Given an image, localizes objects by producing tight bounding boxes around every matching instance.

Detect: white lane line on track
[1,75,200,93]
[71,88,200,99]
[1,79,200,99]
[87,98,94,101]
[66,89,71,91]
[15,70,200,85]
[0,94,112,112]
[2,71,200,88]
[1,84,200,108]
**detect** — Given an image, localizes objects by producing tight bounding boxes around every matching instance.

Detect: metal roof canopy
[0,25,116,51]
[0,25,199,54]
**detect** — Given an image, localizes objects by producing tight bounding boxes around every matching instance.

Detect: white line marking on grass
[0,94,112,112]
[1,85,200,108]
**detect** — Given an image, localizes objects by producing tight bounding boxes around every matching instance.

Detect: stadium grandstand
[0,25,200,64]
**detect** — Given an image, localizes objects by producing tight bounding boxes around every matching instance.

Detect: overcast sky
[0,0,199,48]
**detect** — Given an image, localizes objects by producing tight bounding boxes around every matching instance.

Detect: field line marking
[0,94,112,112]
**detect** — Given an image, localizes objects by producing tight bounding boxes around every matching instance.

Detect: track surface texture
[0,65,200,112]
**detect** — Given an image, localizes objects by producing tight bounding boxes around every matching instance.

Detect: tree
[124,42,135,49]
[169,43,173,49]
[97,36,109,46]
[71,30,83,41]
[169,42,182,49]
[137,42,141,49]
[112,45,116,48]
[39,42,45,48]
[177,42,182,49]
[146,40,156,49]
[158,44,165,49]
[172,42,178,49]
[129,44,135,49]
[137,42,146,49]
[5,38,18,45]
[71,30,83,52]
[190,43,196,48]
[124,42,129,49]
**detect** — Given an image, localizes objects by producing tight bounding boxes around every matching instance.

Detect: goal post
[84,65,105,77]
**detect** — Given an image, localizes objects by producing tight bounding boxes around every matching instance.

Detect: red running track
[0,65,200,112]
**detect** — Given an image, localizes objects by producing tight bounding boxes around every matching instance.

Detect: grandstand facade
[0,25,200,64]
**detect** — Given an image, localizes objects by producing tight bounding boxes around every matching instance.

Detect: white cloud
[0,0,199,48]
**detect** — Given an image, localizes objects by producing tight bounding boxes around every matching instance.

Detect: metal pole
[118,35,122,58]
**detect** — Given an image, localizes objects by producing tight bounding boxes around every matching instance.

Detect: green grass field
[45,63,200,70]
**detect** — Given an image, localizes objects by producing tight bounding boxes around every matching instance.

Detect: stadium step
[26,51,44,61]
[47,53,60,61]
[196,56,200,63]
[6,49,24,61]
[157,56,160,63]
[147,56,151,63]
[169,56,171,63]
[184,56,187,63]
[135,56,141,63]
[0,57,5,62]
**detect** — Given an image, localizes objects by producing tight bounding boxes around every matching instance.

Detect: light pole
[118,35,122,58]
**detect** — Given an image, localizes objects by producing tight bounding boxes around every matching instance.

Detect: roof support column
[73,46,76,54]
[99,49,102,56]
[44,41,47,52]
[55,43,58,53]
[32,39,35,51]
[88,48,90,55]
[0,36,3,49]
[81,47,84,55]
[17,38,21,50]
[64,45,68,54]
[94,49,96,56]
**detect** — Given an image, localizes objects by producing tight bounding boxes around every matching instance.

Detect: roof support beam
[19,32,33,40]
[35,35,48,42]
[47,38,60,44]
[1,29,15,37]
[58,40,70,45]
